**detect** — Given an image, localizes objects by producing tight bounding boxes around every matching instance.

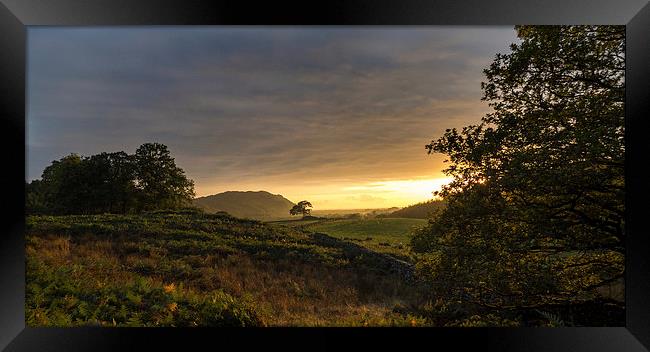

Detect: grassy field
[272,218,427,261]
[26,210,433,327]
[25,211,610,327]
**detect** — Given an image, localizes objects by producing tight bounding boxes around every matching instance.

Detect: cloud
[27,27,519,200]
[345,194,387,203]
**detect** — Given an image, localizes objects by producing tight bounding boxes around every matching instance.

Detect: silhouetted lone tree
[411,25,625,326]
[290,201,313,218]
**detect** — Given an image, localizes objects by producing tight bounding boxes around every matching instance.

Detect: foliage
[446,314,521,327]
[26,143,194,215]
[26,211,431,327]
[26,180,49,214]
[412,25,624,325]
[290,200,313,217]
[26,258,262,327]
[134,143,195,211]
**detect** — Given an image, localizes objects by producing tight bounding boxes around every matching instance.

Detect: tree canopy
[133,143,195,212]
[26,143,195,214]
[290,200,313,218]
[411,25,624,325]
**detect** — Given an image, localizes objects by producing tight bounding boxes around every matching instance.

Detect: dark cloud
[28,27,519,199]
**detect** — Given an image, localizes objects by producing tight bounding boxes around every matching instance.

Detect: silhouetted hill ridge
[386,199,446,219]
[193,191,296,220]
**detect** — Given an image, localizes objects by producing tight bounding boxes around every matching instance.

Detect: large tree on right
[412,26,624,326]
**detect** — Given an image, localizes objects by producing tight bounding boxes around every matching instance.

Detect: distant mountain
[386,199,446,219]
[192,191,296,220]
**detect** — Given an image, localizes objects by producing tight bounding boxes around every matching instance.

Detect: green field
[304,218,427,260]
[26,211,431,327]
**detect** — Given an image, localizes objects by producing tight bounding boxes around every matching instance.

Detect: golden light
[343,177,453,205]
[197,177,454,210]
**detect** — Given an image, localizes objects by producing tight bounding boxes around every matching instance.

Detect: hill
[26,211,427,327]
[310,207,399,218]
[192,191,295,220]
[26,210,620,327]
[385,199,446,219]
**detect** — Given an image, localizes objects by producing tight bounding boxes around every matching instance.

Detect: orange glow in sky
[194,176,453,210]
[27,27,520,210]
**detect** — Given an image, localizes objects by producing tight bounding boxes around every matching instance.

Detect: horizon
[191,188,444,211]
[27,27,519,209]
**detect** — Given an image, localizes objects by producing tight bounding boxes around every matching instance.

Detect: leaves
[26,143,195,215]
[26,252,263,327]
[290,200,313,217]
[415,26,625,325]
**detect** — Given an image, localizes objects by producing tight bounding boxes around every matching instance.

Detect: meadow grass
[26,211,431,327]
[300,218,427,260]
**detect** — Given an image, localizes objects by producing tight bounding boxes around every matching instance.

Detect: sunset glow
[27,27,518,210]
[192,176,453,210]
[343,177,453,200]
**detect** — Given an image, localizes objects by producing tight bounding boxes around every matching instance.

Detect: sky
[27,27,519,209]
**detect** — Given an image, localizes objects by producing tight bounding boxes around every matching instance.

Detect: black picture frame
[1,1,649,351]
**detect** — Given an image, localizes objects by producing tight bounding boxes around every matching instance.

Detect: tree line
[411,25,625,325]
[26,143,195,214]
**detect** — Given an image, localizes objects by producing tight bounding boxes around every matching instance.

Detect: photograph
[24,25,625,327]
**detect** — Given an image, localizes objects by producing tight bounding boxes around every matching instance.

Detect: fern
[535,309,565,327]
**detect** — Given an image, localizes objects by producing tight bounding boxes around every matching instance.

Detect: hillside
[193,191,295,220]
[386,199,446,219]
[310,207,399,218]
[26,210,622,327]
[26,210,427,327]
[304,218,428,261]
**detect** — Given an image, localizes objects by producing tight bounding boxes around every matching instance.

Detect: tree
[289,200,313,218]
[26,143,195,214]
[134,143,195,211]
[412,26,624,325]
[37,153,87,214]
[25,180,48,214]
[86,151,137,213]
